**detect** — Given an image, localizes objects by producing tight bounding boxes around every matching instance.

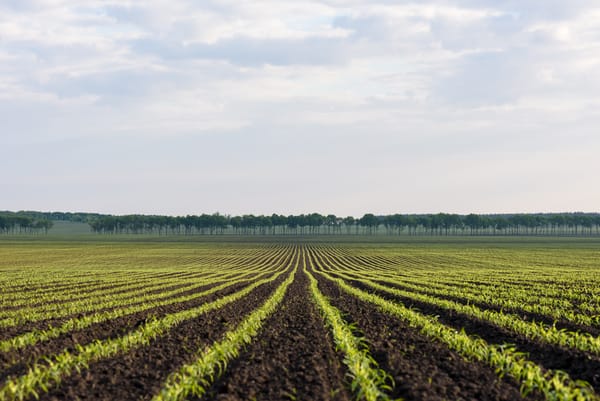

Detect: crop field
[1,239,600,401]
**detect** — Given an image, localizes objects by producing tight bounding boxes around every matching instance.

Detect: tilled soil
[33,271,289,401]
[0,280,222,341]
[348,279,600,392]
[372,278,600,337]
[0,250,280,341]
[0,280,259,381]
[5,244,598,401]
[1,271,201,302]
[202,268,351,401]
[0,280,206,314]
[315,272,543,401]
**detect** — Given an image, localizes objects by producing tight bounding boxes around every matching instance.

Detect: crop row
[307,246,599,401]
[305,266,392,401]
[0,246,291,328]
[0,270,265,354]
[0,243,273,295]
[1,270,223,312]
[1,251,294,358]
[334,264,599,327]
[0,244,279,299]
[317,245,600,322]
[326,266,600,355]
[152,260,299,400]
[0,261,292,401]
[3,242,600,401]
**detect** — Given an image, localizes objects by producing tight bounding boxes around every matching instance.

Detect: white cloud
[2,1,600,214]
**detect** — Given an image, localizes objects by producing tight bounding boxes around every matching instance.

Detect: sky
[1,1,599,217]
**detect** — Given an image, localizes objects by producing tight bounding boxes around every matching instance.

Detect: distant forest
[2,210,600,236]
[0,211,56,234]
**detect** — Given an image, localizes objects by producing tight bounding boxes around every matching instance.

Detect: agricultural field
[1,239,600,400]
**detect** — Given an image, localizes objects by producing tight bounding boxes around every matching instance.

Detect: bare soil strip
[34,272,289,401]
[1,270,202,299]
[0,249,280,326]
[0,280,200,314]
[0,250,292,342]
[0,281,221,342]
[348,279,600,392]
[372,278,600,337]
[0,274,281,383]
[315,272,543,401]
[201,267,351,401]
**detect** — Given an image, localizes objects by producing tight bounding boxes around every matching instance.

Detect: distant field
[1,238,599,400]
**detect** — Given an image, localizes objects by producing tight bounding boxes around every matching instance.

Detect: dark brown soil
[313,270,543,401]
[371,278,600,337]
[0,263,287,339]
[0,280,201,313]
[5,245,598,401]
[36,270,291,401]
[0,279,260,381]
[0,280,225,341]
[346,278,600,392]
[0,249,283,339]
[202,267,351,401]
[1,270,203,301]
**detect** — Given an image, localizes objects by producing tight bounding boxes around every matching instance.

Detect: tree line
[86,212,600,236]
[0,212,53,234]
[3,210,600,236]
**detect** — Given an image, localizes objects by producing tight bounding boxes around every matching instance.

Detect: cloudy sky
[2,1,599,216]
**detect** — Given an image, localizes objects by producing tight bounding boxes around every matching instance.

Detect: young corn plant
[305,268,394,401]
[332,271,600,356]
[0,270,286,401]
[314,268,599,401]
[0,271,265,354]
[151,266,298,401]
